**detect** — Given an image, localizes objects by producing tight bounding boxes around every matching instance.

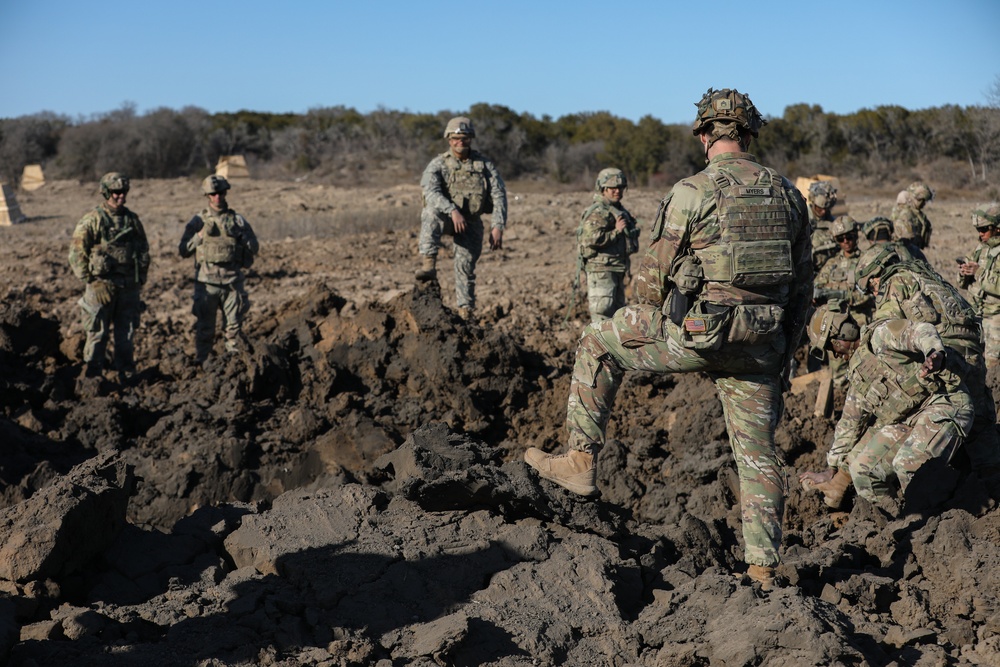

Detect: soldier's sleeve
[580,207,617,250]
[633,183,697,307]
[178,216,204,258]
[827,390,867,469]
[485,159,507,229]
[869,319,943,358]
[871,277,909,321]
[892,208,916,242]
[419,157,457,217]
[237,215,260,257]
[68,212,97,282]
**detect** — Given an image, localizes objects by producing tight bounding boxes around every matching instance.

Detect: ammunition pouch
[726,304,785,346]
[679,301,731,351]
[89,243,132,277]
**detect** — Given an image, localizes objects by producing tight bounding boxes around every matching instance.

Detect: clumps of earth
[2,180,1000,666]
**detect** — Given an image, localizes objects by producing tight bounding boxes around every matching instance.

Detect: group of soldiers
[68,172,259,385]
[408,88,1000,591]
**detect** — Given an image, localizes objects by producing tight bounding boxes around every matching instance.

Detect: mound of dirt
[2,178,1000,665]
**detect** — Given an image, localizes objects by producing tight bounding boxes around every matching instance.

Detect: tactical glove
[90,280,115,305]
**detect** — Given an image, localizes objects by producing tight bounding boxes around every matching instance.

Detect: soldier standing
[179,175,259,364]
[68,172,150,382]
[958,203,1000,368]
[807,181,838,272]
[415,116,508,320]
[801,313,973,508]
[577,168,640,322]
[891,181,934,250]
[524,88,813,589]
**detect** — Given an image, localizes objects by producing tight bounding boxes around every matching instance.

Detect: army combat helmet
[808,309,861,359]
[855,243,902,292]
[907,181,934,204]
[595,168,627,193]
[202,175,231,195]
[443,116,476,138]
[829,215,857,239]
[99,172,130,199]
[692,88,766,138]
[862,216,893,242]
[808,181,838,210]
[972,202,1000,230]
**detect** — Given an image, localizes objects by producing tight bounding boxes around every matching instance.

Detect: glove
[90,280,115,305]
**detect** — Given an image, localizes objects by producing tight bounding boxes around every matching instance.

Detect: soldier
[891,181,934,250]
[809,215,873,387]
[800,312,973,508]
[68,172,150,382]
[179,175,259,364]
[807,181,838,272]
[958,203,1000,367]
[524,88,812,589]
[855,244,1000,475]
[577,168,640,322]
[861,215,926,263]
[416,116,508,320]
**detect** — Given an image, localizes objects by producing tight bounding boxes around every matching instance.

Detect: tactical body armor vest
[969,241,1000,312]
[196,209,245,267]
[881,262,980,344]
[88,207,143,280]
[577,198,638,266]
[692,167,795,294]
[442,152,492,218]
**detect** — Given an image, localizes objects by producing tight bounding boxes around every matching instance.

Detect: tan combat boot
[415,255,437,281]
[813,470,852,509]
[523,447,597,496]
[746,564,775,591]
[457,307,472,321]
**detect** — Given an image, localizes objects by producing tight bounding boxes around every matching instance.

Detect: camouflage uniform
[811,247,873,386]
[578,170,640,322]
[865,255,1000,470]
[958,204,1000,366]
[419,140,507,312]
[561,135,812,565]
[179,177,259,362]
[68,174,150,377]
[891,183,933,250]
[829,319,973,501]
[807,182,838,273]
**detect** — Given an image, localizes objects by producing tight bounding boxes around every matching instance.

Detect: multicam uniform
[578,193,640,321]
[68,201,150,375]
[828,319,973,501]
[179,205,259,360]
[809,207,837,273]
[419,149,507,311]
[566,150,811,566]
[811,248,874,385]
[873,261,1000,470]
[959,235,1000,366]
[891,193,932,250]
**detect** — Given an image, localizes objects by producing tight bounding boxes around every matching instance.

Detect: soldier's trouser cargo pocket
[727,304,785,346]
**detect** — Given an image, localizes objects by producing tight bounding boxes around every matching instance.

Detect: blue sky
[2,0,998,125]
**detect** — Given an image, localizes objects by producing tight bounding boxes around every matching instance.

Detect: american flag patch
[684,317,707,333]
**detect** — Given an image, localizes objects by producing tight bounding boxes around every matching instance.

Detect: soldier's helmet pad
[808,309,860,359]
[808,181,838,209]
[444,116,476,139]
[202,175,231,195]
[972,202,1000,230]
[99,172,130,198]
[596,168,627,193]
[692,88,766,137]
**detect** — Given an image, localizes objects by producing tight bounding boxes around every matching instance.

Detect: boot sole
[533,469,598,497]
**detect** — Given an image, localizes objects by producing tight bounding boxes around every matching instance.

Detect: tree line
[2,93,998,193]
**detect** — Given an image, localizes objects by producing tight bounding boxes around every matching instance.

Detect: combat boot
[746,564,775,591]
[457,307,472,321]
[415,255,437,281]
[523,447,597,496]
[814,470,852,509]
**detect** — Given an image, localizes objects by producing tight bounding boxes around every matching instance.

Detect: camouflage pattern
[808,206,838,272]
[872,262,1000,469]
[828,319,973,501]
[811,247,873,385]
[807,181,837,211]
[578,190,640,321]
[959,205,1000,365]
[691,88,766,137]
[568,149,811,567]
[419,149,507,310]
[98,172,130,198]
[179,204,259,360]
[69,200,150,375]
[891,190,933,249]
[862,216,893,243]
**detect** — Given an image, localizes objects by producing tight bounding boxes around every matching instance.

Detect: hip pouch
[680,301,731,351]
[727,304,785,345]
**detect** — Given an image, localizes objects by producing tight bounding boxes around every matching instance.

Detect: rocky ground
[2,176,1000,666]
